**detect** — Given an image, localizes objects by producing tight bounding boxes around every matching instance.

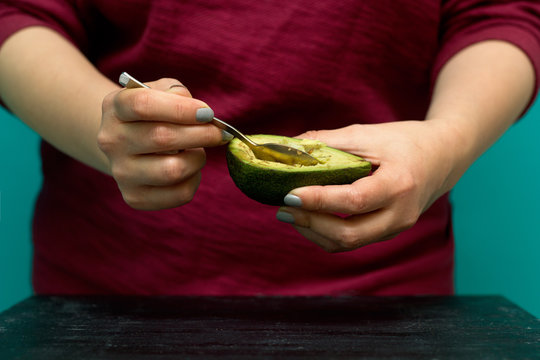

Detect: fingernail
[196,107,214,122]
[222,130,234,142]
[276,211,295,224]
[284,194,302,207]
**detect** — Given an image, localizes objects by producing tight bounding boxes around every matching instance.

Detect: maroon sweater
[1,0,539,295]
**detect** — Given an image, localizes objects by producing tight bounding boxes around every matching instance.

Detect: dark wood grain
[0,296,538,359]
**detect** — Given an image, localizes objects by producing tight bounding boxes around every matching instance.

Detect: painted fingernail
[196,107,214,123]
[222,130,234,142]
[284,194,302,207]
[276,211,295,224]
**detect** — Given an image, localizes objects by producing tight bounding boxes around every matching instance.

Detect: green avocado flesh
[226,134,372,206]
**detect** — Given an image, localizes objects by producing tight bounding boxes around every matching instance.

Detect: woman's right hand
[97,78,230,210]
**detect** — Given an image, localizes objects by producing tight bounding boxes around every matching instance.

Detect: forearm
[0,26,118,174]
[426,40,535,191]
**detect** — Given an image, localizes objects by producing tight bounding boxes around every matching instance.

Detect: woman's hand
[98,78,231,210]
[275,40,535,253]
[276,120,467,252]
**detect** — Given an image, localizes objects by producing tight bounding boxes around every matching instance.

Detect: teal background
[1,103,539,317]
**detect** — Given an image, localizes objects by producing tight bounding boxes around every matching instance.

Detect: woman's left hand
[276,120,468,252]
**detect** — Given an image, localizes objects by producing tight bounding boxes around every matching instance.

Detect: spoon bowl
[210,118,319,166]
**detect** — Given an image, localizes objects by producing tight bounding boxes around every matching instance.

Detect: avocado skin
[226,137,371,206]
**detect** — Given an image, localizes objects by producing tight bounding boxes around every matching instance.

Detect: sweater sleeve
[433,0,540,112]
[0,0,88,52]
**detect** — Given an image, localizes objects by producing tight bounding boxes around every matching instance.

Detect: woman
[0,0,538,295]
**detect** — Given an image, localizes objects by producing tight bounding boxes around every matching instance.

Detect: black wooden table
[0,296,539,359]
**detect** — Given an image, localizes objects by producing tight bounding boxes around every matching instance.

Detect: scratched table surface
[0,295,539,359]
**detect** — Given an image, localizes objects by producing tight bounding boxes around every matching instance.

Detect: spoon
[119,72,320,166]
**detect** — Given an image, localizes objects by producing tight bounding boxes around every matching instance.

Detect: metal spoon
[119,72,320,166]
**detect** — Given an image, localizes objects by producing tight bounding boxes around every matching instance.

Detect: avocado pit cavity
[240,138,331,168]
[226,134,371,205]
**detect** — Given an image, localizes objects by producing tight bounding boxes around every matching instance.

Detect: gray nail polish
[222,130,234,142]
[196,107,214,122]
[284,194,302,207]
[276,211,295,224]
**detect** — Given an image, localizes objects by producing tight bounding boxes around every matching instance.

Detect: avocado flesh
[226,135,371,206]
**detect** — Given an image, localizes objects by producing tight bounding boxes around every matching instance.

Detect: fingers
[276,166,419,252]
[166,84,192,98]
[277,208,403,252]
[117,121,230,154]
[296,125,382,166]
[296,125,365,155]
[121,172,202,211]
[98,77,225,210]
[293,226,343,253]
[280,121,447,252]
[128,77,195,99]
[150,78,192,97]
[112,148,205,187]
[286,169,393,215]
[100,77,228,156]
[113,87,213,123]
[114,149,205,210]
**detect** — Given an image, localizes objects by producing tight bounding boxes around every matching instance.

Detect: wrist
[423,117,477,194]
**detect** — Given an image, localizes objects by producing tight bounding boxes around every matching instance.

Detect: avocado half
[226,134,371,206]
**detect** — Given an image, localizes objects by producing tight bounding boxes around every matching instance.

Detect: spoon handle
[211,117,258,148]
[119,72,149,89]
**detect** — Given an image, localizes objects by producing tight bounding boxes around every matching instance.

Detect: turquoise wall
[1,104,539,317]
[452,100,540,317]
[0,106,40,311]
